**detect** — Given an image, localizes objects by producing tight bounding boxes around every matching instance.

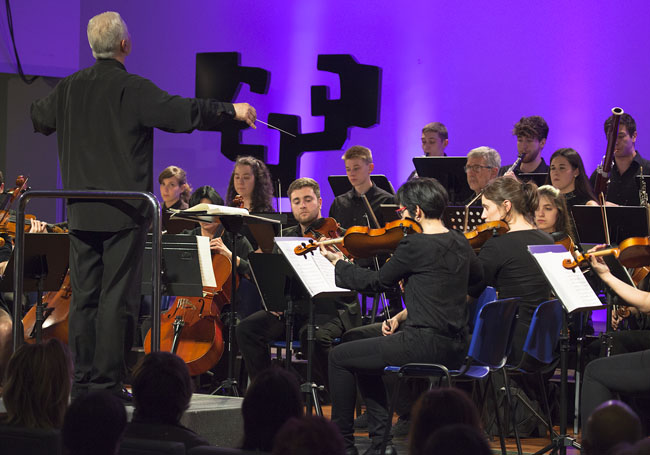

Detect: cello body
[22,271,71,344]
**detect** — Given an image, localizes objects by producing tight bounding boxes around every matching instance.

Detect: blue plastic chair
[380,297,521,455]
[468,286,497,333]
[506,299,563,444]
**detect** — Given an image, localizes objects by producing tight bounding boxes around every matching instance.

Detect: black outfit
[498,158,549,177]
[162,199,189,233]
[30,58,236,393]
[589,151,650,206]
[581,349,650,432]
[469,229,554,363]
[329,231,482,450]
[235,222,361,387]
[564,190,594,209]
[180,226,253,278]
[124,418,210,450]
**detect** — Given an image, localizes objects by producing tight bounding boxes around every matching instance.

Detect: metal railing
[11,190,162,352]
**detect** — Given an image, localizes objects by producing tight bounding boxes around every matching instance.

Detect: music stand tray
[571,205,648,245]
[413,157,472,203]
[328,175,395,197]
[248,253,295,313]
[0,233,69,292]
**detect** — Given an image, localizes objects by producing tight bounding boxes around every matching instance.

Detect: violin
[295,218,423,258]
[22,271,71,344]
[463,220,509,250]
[304,217,351,258]
[562,236,650,270]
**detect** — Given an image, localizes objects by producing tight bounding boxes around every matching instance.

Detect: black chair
[0,425,62,455]
[505,299,563,449]
[119,437,186,455]
[381,297,521,455]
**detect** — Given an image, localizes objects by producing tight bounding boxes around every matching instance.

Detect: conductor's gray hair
[87,12,129,59]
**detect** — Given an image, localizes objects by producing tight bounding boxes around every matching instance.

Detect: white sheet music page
[275,237,353,298]
[196,236,217,289]
[529,247,603,313]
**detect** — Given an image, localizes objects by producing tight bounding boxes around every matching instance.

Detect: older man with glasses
[463,146,501,204]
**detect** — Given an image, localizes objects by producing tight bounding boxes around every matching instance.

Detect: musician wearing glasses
[463,146,501,204]
[499,116,549,177]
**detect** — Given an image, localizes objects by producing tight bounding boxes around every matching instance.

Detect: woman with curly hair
[226,156,274,213]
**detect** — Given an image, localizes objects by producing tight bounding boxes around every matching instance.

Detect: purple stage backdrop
[6,1,650,214]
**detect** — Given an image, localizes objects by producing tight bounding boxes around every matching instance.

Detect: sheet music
[275,237,353,298]
[529,247,603,313]
[196,236,217,289]
[171,203,249,216]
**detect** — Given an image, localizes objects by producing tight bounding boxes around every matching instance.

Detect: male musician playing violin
[236,177,361,389]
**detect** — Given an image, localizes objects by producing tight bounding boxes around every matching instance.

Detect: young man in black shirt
[407,122,449,181]
[30,11,256,400]
[499,115,550,177]
[236,178,360,389]
[589,112,650,205]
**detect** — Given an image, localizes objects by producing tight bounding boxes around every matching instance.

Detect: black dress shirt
[589,151,650,206]
[30,58,235,232]
[328,184,396,229]
[498,158,549,177]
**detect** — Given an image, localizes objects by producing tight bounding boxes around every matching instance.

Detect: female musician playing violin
[581,246,650,434]
[321,178,483,454]
[469,177,554,363]
[226,156,274,213]
[535,185,576,242]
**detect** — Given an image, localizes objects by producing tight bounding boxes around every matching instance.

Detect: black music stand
[413,156,472,203]
[248,253,298,370]
[0,233,69,344]
[171,208,280,396]
[571,205,648,244]
[275,237,353,415]
[529,244,604,455]
[328,175,396,197]
[141,234,205,298]
[443,206,483,231]
[247,212,287,253]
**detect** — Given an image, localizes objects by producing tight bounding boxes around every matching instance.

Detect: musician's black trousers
[581,349,650,432]
[236,309,345,388]
[68,227,146,392]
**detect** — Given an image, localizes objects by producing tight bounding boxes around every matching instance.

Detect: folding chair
[505,299,563,450]
[380,297,521,455]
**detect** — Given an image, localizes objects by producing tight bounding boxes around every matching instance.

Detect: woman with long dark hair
[546,148,597,207]
[226,156,274,213]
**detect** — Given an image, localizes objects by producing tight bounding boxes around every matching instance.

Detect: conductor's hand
[382,318,399,336]
[587,244,610,275]
[233,103,257,128]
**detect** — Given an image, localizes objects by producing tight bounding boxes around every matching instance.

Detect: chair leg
[502,369,522,455]
[488,373,508,455]
[379,374,401,455]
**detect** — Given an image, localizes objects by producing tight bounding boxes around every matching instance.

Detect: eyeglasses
[464,165,493,173]
[395,206,407,217]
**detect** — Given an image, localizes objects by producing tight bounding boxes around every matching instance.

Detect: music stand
[380,204,400,224]
[248,253,298,370]
[0,233,69,344]
[171,207,280,396]
[328,175,396,197]
[443,206,483,231]
[275,237,354,415]
[571,205,648,244]
[413,156,472,203]
[141,234,206,298]
[247,212,287,253]
[529,244,604,455]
